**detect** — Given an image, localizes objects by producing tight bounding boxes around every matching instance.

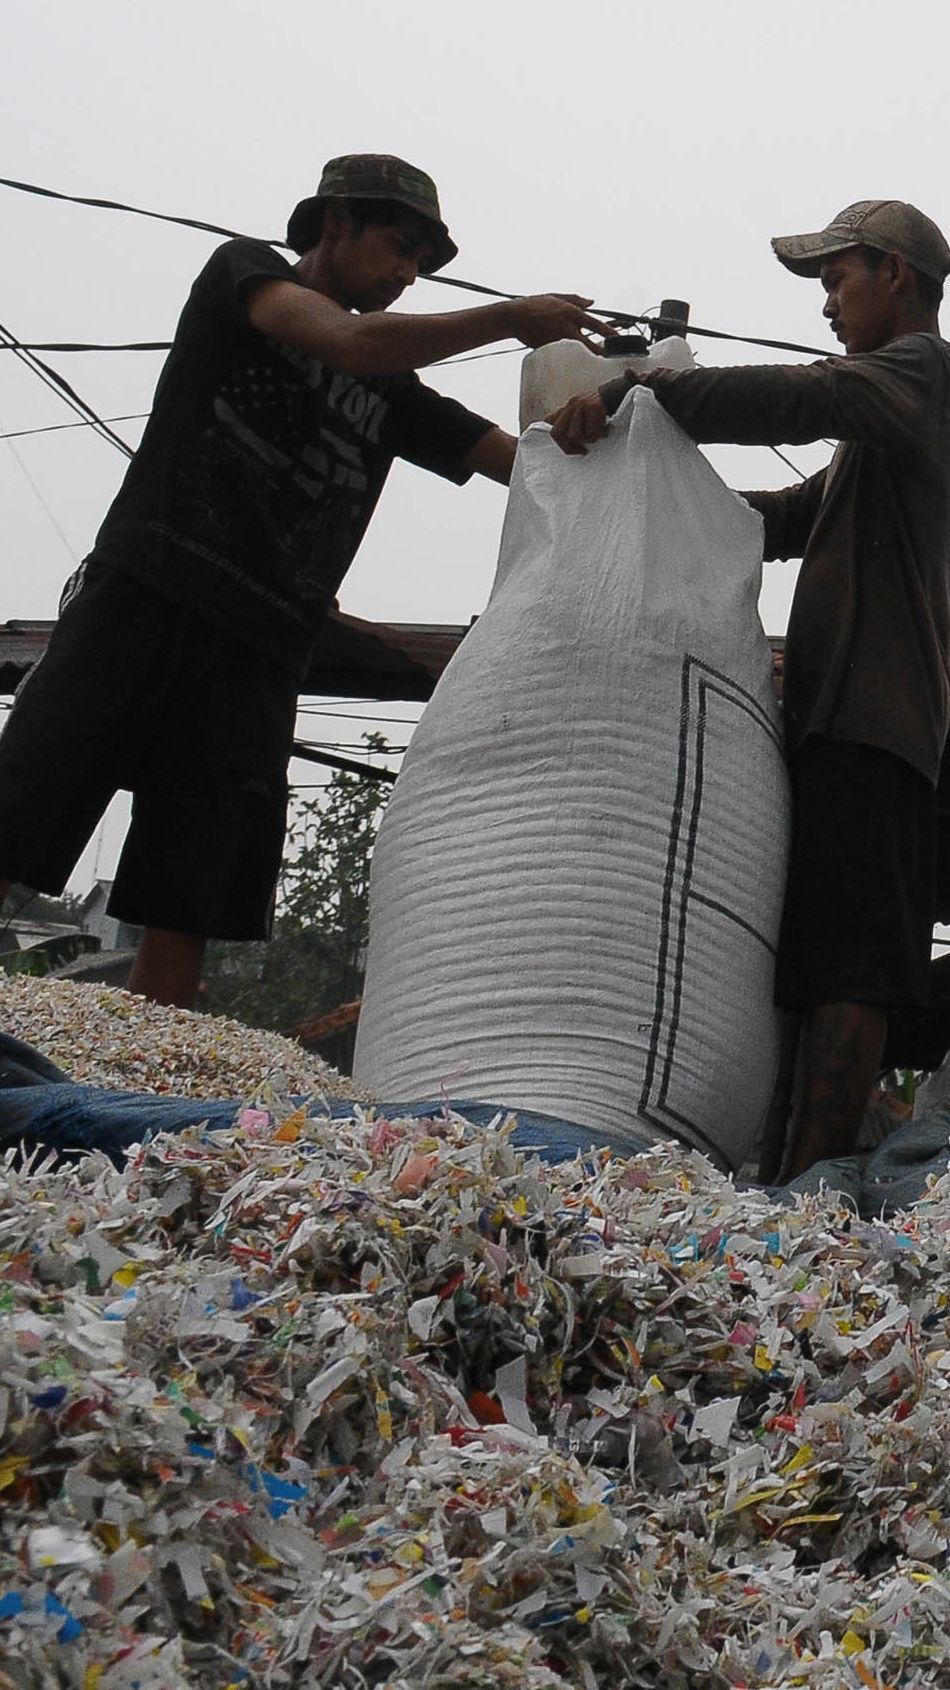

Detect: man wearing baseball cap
[0,154,608,1008]
[550,199,950,1180]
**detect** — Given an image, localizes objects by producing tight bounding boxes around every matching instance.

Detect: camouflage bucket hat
[290,153,457,274]
[772,199,950,284]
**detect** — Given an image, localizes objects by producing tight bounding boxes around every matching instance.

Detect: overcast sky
[2,0,947,888]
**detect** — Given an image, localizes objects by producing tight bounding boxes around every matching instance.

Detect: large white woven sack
[354,388,790,1172]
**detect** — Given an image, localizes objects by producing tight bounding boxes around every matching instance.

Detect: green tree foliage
[204,735,391,1069]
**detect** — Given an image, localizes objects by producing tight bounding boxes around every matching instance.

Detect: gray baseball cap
[772,200,950,283]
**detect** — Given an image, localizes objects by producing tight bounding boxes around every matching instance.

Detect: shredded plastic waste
[4,1097,950,1686]
[3,976,363,1099]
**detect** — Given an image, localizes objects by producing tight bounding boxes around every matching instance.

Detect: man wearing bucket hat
[550,199,950,1180]
[0,154,608,1009]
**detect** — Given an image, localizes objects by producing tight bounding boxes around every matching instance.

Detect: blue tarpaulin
[2,1031,949,1218]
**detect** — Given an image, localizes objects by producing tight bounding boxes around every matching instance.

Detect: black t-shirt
[89,239,495,678]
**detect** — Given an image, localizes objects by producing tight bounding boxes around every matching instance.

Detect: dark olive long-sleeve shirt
[600,334,950,782]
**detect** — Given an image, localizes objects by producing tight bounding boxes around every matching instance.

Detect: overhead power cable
[296,706,421,725]
[0,319,133,458]
[307,740,409,755]
[433,346,522,368]
[0,182,832,514]
[0,175,257,244]
[427,278,831,358]
[1,426,78,560]
[0,339,522,373]
[1,340,172,354]
[636,313,830,359]
[2,321,830,361]
[1,399,814,481]
[0,413,148,442]
[291,740,397,784]
[769,445,808,481]
[1,173,833,361]
[426,274,515,302]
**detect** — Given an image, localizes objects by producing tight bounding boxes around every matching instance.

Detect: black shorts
[0,562,298,940]
[775,737,936,1013]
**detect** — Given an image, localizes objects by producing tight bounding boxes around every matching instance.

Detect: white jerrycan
[519,332,696,430]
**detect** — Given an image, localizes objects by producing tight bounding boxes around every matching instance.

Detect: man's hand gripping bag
[354,388,790,1173]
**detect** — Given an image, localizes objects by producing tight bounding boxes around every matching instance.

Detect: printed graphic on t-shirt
[89,239,491,672]
[151,342,393,616]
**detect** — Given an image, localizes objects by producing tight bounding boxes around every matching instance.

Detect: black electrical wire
[0,377,823,483]
[296,709,420,724]
[0,175,256,243]
[0,340,172,354]
[636,313,830,359]
[300,738,408,754]
[303,697,403,708]
[0,326,100,436]
[0,176,837,494]
[0,174,833,360]
[0,319,133,457]
[1,339,523,369]
[0,413,148,442]
[2,322,831,360]
[2,429,78,560]
[433,346,523,368]
[291,740,397,784]
[428,278,832,358]
[769,445,808,481]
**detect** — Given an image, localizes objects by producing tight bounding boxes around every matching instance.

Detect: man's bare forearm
[291,300,521,375]
[248,283,609,377]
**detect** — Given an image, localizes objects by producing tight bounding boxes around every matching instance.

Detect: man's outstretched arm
[550,336,939,455]
[247,282,611,377]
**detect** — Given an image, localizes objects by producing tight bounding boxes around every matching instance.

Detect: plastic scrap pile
[3,976,362,1099]
[4,1103,950,1689]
